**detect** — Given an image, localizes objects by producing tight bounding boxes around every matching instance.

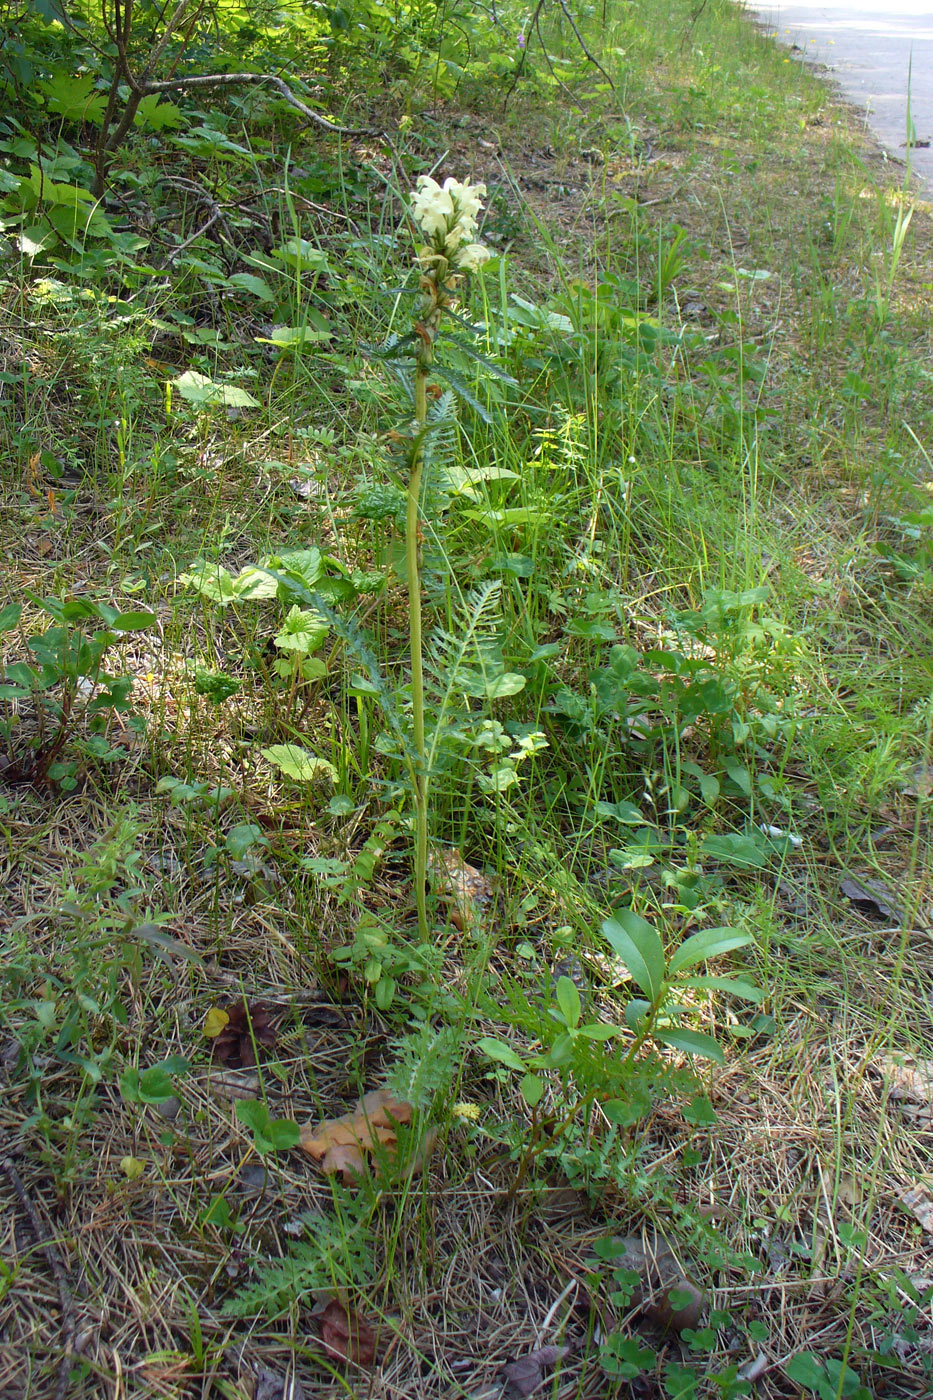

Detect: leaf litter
[300,1088,414,1182]
[318,1299,378,1367]
[204,997,278,1068]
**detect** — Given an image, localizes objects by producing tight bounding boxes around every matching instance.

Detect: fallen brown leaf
[211,998,278,1069]
[254,1365,307,1400]
[429,847,494,931]
[877,1056,933,1127]
[900,1183,933,1234]
[840,875,903,924]
[502,1346,570,1397]
[300,1088,414,1180]
[319,1300,377,1367]
[879,1056,933,1103]
[321,1142,366,1184]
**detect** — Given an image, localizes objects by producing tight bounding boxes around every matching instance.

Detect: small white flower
[411,175,487,251]
[455,241,492,273]
[411,176,455,238]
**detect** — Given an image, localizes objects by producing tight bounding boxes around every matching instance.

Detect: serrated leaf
[601,910,665,1002]
[134,95,185,130]
[273,605,328,654]
[655,1028,725,1063]
[181,562,238,605]
[40,73,106,124]
[668,926,752,975]
[261,744,337,784]
[520,1073,544,1107]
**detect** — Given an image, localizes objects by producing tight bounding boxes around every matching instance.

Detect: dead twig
[2,1155,76,1400]
[554,0,615,89]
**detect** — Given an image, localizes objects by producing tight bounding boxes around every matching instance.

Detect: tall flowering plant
[405,177,491,940]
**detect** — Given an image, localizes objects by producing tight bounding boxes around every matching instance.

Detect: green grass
[1,0,932,1395]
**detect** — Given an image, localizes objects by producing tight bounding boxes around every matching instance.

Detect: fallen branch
[143,72,377,137]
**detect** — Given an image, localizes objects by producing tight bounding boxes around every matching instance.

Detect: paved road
[740,2,933,189]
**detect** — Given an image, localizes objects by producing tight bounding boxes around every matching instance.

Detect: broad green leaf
[784,1355,829,1391]
[477,1037,526,1072]
[112,610,155,631]
[40,74,106,124]
[541,1033,575,1068]
[226,272,276,301]
[655,1028,725,1063]
[595,799,646,825]
[477,765,519,793]
[271,238,330,273]
[458,669,526,700]
[578,1022,622,1040]
[668,926,752,975]
[624,997,651,1029]
[699,772,720,805]
[0,604,22,631]
[699,832,769,868]
[133,95,185,130]
[231,566,278,600]
[261,744,337,784]
[273,605,327,654]
[181,562,238,606]
[722,761,752,796]
[601,910,665,1002]
[682,975,763,1004]
[555,975,581,1029]
[225,824,267,859]
[520,1073,544,1108]
[681,1094,718,1126]
[173,370,260,409]
[603,1089,652,1125]
[272,548,323,587]
[255,323,331,350]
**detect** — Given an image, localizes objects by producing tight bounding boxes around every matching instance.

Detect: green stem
[408,362,429,941]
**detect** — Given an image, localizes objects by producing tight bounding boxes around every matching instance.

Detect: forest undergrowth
[0,0,931,1396]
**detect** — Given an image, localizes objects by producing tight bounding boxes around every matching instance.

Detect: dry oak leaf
[300,1089,413,1180]
[319,1300,377,1367]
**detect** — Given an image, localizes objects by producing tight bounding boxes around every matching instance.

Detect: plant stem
[408,362,429,941]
